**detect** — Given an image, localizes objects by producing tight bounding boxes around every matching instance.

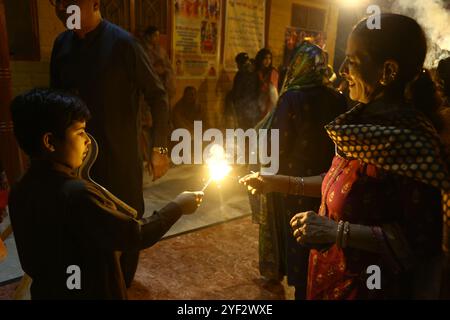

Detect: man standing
[50,0,170,287]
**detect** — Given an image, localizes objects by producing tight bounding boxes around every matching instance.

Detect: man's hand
[150,151,170,181]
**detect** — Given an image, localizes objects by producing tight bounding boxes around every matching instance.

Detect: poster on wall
[173,0,222,79]
[282,26,327,69]
[223,0,266,72]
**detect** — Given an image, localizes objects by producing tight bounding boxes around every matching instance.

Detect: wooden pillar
[167,0,173,57]
[265,0,271,47]
[0,0,23,183]
[130,0,136,35]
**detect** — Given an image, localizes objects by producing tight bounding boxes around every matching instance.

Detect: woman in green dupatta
[252,42,346,299]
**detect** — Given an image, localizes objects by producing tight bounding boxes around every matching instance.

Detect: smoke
[390,0,450,68]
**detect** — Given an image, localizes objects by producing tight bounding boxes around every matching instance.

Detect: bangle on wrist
[336,220,344,248]
[342,222,350,248]
[293,177,304,196]
[299,177,304,196]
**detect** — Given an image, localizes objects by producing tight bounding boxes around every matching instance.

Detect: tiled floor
[128,216,294,300]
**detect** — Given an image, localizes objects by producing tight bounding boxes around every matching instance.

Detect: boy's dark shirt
[8,161,182,299]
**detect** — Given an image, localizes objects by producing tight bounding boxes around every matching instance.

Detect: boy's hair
[10,88,91,157]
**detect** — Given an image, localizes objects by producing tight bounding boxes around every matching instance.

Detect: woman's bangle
[294,177,299,195]
[299,177,304,196]
[342,221,350,248]
[292,177,304,196]
[336,220,344,248]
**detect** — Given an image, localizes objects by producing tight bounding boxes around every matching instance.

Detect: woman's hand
[290,211,337,245]
[239,172,282,194]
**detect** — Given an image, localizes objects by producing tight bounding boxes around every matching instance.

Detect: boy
[8,89,203,299]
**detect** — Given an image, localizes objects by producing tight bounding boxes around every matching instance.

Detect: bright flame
[205,144,232,182]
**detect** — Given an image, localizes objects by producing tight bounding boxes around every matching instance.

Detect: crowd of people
[1,0,450,300]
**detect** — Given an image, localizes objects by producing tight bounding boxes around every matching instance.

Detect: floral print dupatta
[325,101,450,295]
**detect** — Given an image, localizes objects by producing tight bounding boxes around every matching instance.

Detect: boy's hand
[173,191,204,215]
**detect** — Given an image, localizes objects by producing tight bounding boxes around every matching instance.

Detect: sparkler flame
[202,144,232,191]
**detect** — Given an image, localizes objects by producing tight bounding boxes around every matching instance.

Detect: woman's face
[262,54,272,68]
[339,34,382,104]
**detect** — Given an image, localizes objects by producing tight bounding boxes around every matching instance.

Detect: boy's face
[50,121,91,170]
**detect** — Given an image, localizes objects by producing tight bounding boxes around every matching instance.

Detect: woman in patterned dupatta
[253,42,346,299]
[241,14,450,299]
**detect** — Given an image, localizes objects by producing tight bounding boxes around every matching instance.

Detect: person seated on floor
[171,86,203,135]
[8,88,204,300]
